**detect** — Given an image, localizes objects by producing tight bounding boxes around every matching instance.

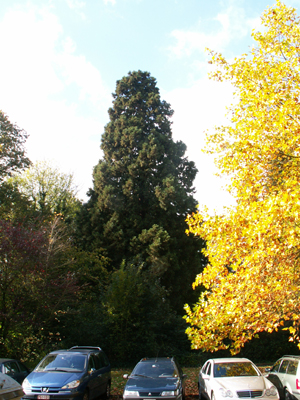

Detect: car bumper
[22,392,85,400]
[123,395,182,400]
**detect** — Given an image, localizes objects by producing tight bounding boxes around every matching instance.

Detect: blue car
[22,346,111,400]
[123,357,187,400]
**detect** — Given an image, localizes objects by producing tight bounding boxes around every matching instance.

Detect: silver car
[198,357,279,400]
[265,355,300,400]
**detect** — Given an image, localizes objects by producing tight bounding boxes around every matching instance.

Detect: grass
[110,367,199,398]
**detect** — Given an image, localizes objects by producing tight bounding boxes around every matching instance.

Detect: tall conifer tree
[79,70,205,310]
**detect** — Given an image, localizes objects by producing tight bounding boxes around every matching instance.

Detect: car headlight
[161,390,179,396]
[265,387,278,396]
[219,388,233,397]
[62,380,81,389]
[123,390,140,397]
[22,378,32,393]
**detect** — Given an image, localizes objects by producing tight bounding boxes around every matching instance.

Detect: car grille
[139,392,162,397]
[31,387,62,393]
[236,391,263,398]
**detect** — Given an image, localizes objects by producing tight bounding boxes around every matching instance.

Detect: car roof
[208,358,252,363]
[138,357,175,363]
[281,355,300,359]
[49,346,102,356]
[0,358,19,363]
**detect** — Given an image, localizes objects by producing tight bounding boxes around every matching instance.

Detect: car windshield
[214,362,259,378]
[36,354,86,372]
[132,362,177,378]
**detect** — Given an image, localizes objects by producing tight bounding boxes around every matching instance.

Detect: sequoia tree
[185,1,300,353]
[78,70,205,310]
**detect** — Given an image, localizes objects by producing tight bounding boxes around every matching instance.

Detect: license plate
[37,395,50,399]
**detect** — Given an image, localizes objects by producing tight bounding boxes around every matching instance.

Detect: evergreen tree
[78,70,205,311]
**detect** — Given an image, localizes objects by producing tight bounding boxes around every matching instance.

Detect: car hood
[26,371,83,387]
[125,377,179,391]
[215,376,268,391]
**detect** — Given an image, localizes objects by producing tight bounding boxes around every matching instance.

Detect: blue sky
[1,0,299,213]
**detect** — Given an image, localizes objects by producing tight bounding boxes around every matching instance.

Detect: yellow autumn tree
[185,0,300,354]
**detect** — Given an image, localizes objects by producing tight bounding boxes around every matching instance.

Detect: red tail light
[296,379,300,390]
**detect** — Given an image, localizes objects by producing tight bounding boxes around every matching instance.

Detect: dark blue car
[22,346,111,400]
[123,357,187,400]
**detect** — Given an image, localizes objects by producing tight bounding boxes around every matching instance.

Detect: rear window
[287,360,298,375]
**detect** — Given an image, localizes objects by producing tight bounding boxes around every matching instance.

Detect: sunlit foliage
[185,0,300,354]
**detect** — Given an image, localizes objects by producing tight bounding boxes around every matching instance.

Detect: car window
[18,362,28,372]
[96,353,104,368]
[214,362,259,378]
[279,360,289,373]
[92,354,100,370]
[271,360,282,372]
[201,363,208,374]
[88,356,95,372]
[4,362,19,373]
[287,360,298,375]
[206,363,211,376]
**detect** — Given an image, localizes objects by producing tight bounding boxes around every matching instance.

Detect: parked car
[265,355,300,400]
[123,357,187,400]
[22,346,111,400]
[0,358,30,384]
[198,357,279,400]
[0,371,24,400]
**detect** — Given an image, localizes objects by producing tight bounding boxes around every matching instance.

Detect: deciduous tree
[185,0,300,354]
[0,111,30,181]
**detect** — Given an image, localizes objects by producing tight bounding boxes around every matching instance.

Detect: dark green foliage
[77,70,205,311]
[0,110,31,181]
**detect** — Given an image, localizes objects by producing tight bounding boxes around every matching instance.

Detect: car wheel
[104,383,111,399]
[83,390,89,400]
[198,384,202,400]
[285,389,292,400]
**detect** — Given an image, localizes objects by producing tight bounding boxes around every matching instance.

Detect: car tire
[198,385,202,400]
[83,390,89,400]
[285,389,292,400]
[104,383,111,399]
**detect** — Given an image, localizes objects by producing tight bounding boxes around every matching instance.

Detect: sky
[1,0,300,214]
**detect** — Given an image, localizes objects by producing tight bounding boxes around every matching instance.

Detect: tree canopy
[0,111,30,181]
[185,0,300,354]
[78,70,205,311]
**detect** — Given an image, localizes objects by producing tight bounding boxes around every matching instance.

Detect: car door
[87,354,98,399]
[199,362,213,400]
[2,361,22,383]
[95,351,111,396]
[16,361,30,383]
[284,359,299,398]
[267,359,288,400]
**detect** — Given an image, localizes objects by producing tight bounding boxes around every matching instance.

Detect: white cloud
[0,3,110,201]
[169,2,261,58]
[103,0,116,5]
[163,77,236,214]
[65,0,87,20]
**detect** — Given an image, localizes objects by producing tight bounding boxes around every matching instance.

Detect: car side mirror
[264,368,271,373]
[89,368,96,374]
[123,374,129,379]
